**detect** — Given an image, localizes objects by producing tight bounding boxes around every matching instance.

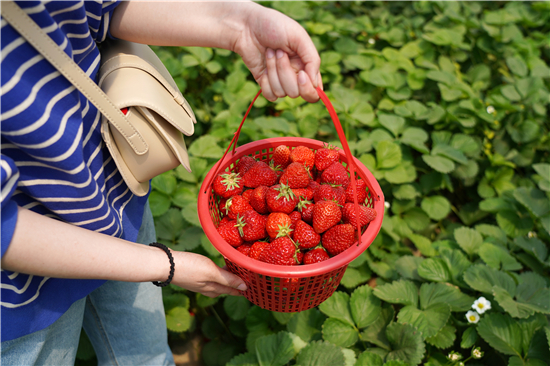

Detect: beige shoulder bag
[2,1,196,197]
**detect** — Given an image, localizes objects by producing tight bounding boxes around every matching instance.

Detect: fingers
[261,48,319,103]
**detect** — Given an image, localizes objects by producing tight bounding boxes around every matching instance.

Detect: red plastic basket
[198,87,384,312]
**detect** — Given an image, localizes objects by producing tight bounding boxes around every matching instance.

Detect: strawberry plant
[77,1,550,365]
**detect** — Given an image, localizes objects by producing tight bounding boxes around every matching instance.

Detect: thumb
[218,266,247,292]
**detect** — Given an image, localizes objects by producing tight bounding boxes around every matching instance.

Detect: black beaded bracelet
[149,242,175,287]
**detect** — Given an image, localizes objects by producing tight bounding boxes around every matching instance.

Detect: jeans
[1,204,175,366]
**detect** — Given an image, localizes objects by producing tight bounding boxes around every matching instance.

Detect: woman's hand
[233,4,321,103]
[171,251,246,298]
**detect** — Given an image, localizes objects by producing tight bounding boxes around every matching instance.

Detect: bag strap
[1,1,148,155]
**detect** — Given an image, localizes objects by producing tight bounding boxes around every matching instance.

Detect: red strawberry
[345,178,368,204]
[269,160,284,180]
[292,187,315,202]
[218,198,228,215]
[236,156,257,175]
[218,216,232,227]
[266,212,292,239]
[217,220,243,247]
[242,189,253,202]
[238,210,267,242]
[212,172,243,198]
[297,199,314,224]
[279,162,310,189]
[236,243,252,256]
[312,200,342,234]
[314,184,345,205]
[314,144,340,171]
[309,180,320,191]
[272,145,290,169]
[333,186,346,206]
[250,241,270,260]
[303,247,330,264]
[321,162,350,188]
[259,237,300,266]
[224,195,253,219]
[289,211,302,232]
[290,146,315,169]
[243,161,278,188]
[342,203,377,227]
[249,186,270,214]
[266,183,298,214]
[322,224,356,256]
[293,220,321,250]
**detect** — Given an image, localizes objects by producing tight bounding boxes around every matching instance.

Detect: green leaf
[514,237,548,263]
[494,272,550,318]
[463,264,516,295]
[360,303,394,350]
[417,258,452,283]
[228,352,259,366]
[397,303,451,339]
[385,323,426,366]
[322,318,358,347]
[426,325,456,349]
[295,340,346,366]
[360,69,396,88]
[176,226,203,251]
[189,135,223,159]
[373,279,418,306]
[408,233,437,257]
[182,202,200,227]
[205,60,222,74]
[350,285,382,328]
[376,141,402,169]
[479,243,522,271]
[286,309,325,342]
[378,114,405,137]
[513,188,550,218]
[419,282,475,312]
[318,292,354,327]
[422,155,455,174]
[224,296,251,321]
[203,340,240,366]
[298,115,320,138]
[340,266,371,289]
[497,210,534,238]
[355,352,383,366]
[460,327,478,349]
[350,103,375,126]
[156,208,185,241]
[151,173,177,195]
[439,247,472,286]
[506,55,529,77]
[149,191,171,217]
[477,313,523,357]
[421,196,452,221]
[165,306,192,333]
[454,227,483,256]
[395,256,424,281]
[256,331,305,366]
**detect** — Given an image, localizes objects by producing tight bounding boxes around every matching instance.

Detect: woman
[1,1,321,364]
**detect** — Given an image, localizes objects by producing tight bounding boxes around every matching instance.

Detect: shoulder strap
[1,1,148,155]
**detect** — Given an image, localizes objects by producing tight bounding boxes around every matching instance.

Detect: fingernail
[237,283,247,291]
[298,70,307,85]
[276,49,284,59]
[266,48,274,59]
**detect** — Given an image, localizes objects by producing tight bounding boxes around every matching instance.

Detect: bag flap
[99,39,196,124]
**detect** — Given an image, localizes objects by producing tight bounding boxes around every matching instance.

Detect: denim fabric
[1,203,175,366]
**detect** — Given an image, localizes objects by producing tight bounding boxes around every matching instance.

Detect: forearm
[1,207,168,283]
[110,1,256,52]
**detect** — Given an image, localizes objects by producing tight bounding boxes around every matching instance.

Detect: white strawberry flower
[368,38,376,45]
[472,297,491,314]
[466,310,480,324]
[384,201,391,209]
[486,105,495,114]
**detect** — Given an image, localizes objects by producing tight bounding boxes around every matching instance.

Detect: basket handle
[205,87,380,246]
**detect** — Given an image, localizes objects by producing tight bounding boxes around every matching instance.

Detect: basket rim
[198,137,385,278]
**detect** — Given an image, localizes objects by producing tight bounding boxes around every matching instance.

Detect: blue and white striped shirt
[1,1,149,341]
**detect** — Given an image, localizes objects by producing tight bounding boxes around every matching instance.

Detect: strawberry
[266,183,298,214]
[218,216,232,227]
[309,180,320,191]
[224,195,253,219]
[266,212,292,239]
[212,172,243,198]
[290,146,315,169]
[259,237,300,266]
[293,220,321,250]
[242,189,253,202]
[249,241,270,260]
[248,186,269,214]
[272,145,290,169]
[279,162,310,189]
[289,211,302,232]
[345,178,368,204]
[312,200,342,234]
[320,162,350,188]
[297,199,314,224]
[303,247,330,264]
[269,160,284,180]
[218,198,228,215]
[314,184,345,205]
[236,243,252,256]
[217,220,243,247]
[236,156,257,175]
[322,224,356,256]
[292,187,315,202]
[238,210,267,242]
[243,161,278,188]
[342,203,377,227]
[314,144,340,171]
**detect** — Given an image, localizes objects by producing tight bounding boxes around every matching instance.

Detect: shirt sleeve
[1,155,20,258]
[84,0,121,43]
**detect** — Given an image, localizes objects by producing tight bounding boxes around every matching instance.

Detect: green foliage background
[76,1,550,366]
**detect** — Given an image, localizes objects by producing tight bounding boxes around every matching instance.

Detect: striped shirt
[1,1,148,341]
